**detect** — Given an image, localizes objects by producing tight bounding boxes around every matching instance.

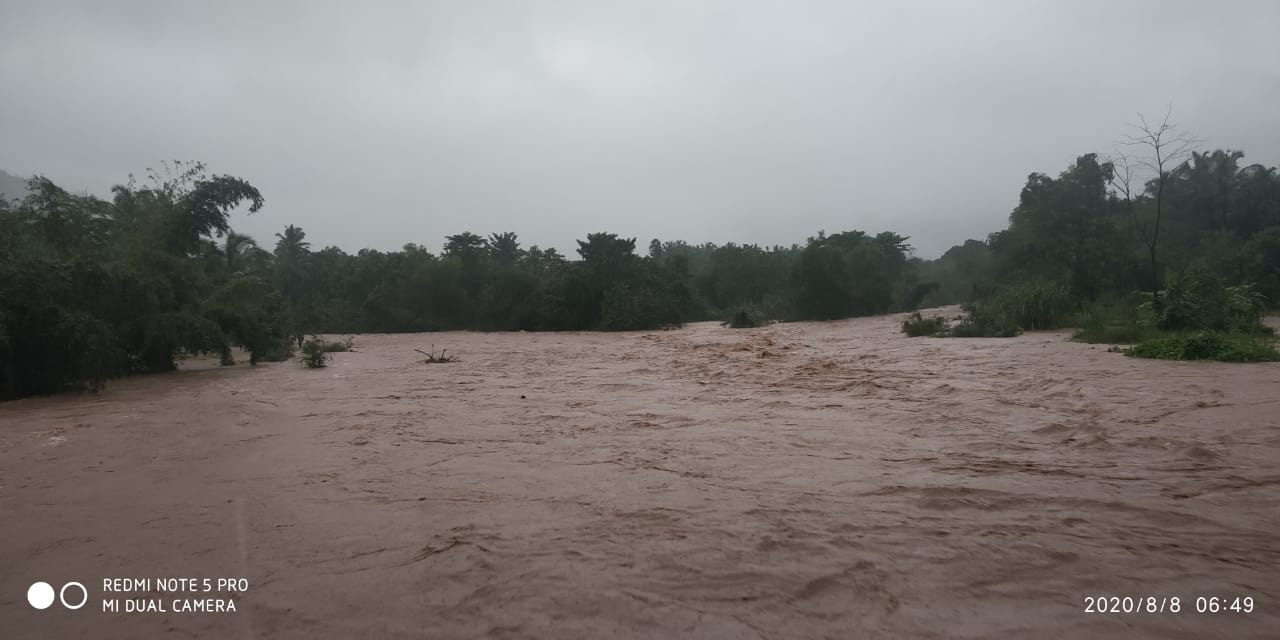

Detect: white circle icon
[60,582,88,610]
[28,582,55,609]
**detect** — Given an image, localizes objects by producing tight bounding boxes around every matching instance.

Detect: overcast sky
[2,1,1278,258]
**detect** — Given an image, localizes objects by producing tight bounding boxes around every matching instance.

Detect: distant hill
[0,169,30,203]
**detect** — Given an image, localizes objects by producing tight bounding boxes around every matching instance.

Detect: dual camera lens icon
[28,582,87,610]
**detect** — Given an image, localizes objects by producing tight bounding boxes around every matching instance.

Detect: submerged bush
[722,295,791,329]
[298,336,329,368]
[947,297,1023,338]
[1126,331,1280,362]
[948,314,1022,338]
[724,308,758,329]
[901,312,949,337]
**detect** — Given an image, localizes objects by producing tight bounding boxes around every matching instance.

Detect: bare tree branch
[1111,107,1203,308]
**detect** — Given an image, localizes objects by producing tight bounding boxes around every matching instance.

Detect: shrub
[298,336,329,368]
[1126,331,1280,362]
[948,315,1022,338]
[1149,265,1271,334]
[1071,295,1162,344]
[901,312,949,337]
[947,298,1023,337]
[722,296,790,329]
[724,308,758,329]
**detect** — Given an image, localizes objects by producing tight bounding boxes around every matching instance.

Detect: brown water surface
[2,312,1278,638]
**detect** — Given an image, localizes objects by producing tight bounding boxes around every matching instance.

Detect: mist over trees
[4,127,1280,397]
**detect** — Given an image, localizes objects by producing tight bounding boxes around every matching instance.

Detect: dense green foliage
[0,163,279,397]
[1146,265,1268,333]
[1071,294,1164,344]
[277,230,923,336]
[947,301,1022,338]
[915,138,1280,349]
[1,165,930,398]
[922,149,1280,311]
[1125,332,1280,362]
[963,279,1076,332]
[8,127,1280,396]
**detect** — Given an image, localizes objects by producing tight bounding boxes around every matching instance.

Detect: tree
[273,224,311,300]
[1109,108,1200,308]
[0,165,270,398]
[111,161,264,256]
[225,231,267,274]
[487,232,523,265]
[443,232,488,262]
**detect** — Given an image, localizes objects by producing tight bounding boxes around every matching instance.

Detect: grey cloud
[3,0,1278,258]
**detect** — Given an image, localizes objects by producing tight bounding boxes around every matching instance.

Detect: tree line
[0,162,926,398]
[3,121,1279,397]
[921,117,1280,310]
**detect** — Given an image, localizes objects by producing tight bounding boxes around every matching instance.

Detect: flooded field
[2,311,1278,639]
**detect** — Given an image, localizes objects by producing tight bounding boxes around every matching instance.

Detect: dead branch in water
[414,345,458,363]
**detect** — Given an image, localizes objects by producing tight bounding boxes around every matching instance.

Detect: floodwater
[2,311,1278,639]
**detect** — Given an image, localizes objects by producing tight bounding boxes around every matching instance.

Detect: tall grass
[1071,294,1162,344]
[941,278,1072,337]
[992,279,1076,330]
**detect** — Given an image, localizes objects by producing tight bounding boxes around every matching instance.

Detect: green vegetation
[909,112,1280,361]
[1068,266,1276,361]
[947,302,1022,338]
[1146,266,1269,334]
[1125,332,1280,362]
[298,336,330,369]
[723,309,759,329]
[1,164,930,398]
[1071,296,1164,344]
[0,162,278,397]
[921,119,1280,317]
[901,312,949,337]
[936,279,1073,337]
[722,297,788,329]
[8,110,1280,397]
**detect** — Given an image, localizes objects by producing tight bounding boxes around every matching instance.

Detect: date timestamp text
[1084,595,1254,614]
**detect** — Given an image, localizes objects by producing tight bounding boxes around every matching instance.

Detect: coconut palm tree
[225,231,267,274]
[273,225,311,300]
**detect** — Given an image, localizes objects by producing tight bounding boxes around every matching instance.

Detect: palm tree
[488,232,522,264]
[1184,150,1243,231]
[273,225,311,300]
[225,231,265,274]
[274,224,310,260]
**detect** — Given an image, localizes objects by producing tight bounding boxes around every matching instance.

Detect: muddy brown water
[2,311,1278,639]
